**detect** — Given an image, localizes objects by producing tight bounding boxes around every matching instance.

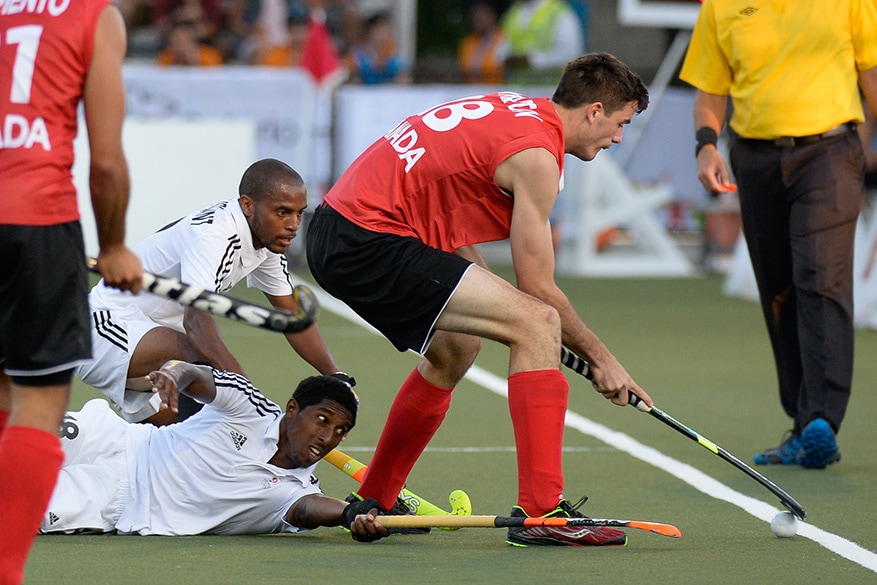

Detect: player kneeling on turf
[40,361,388,541]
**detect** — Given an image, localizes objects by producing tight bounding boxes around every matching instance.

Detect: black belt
[737,122,857,148]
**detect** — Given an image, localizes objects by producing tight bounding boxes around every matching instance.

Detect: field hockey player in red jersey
[1,1,142,581]
[307,53,654,547]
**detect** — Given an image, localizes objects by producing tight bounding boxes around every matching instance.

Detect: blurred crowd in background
[116,0,876,188]
[120,0,409,83]
[117,0,589,87]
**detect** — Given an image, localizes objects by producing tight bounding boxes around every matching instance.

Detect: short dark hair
[552,53,649,115]
[238,158,304,201]
[292,375,358,426]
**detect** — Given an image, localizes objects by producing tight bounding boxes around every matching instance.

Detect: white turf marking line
[332,446,616,453]
[299,275,877,573]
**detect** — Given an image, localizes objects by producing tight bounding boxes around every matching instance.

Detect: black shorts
[306,204,472,353]
[0,222,91,376]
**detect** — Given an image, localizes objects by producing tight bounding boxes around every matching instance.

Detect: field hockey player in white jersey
[76,158,356,425]
[42,361,387,540]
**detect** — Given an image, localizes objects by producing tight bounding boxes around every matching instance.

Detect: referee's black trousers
[730,131,866,435]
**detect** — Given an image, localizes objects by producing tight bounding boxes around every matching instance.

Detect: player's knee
[452,336,482,370]
[522,299,561,341]
[429,335,481,372]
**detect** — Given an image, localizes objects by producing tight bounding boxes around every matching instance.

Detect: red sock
[359,368,453,510]
[508,369,569,516]
[0,426,64,585]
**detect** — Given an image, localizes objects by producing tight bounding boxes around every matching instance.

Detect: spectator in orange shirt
[157,17,224,66]
[257,4,345,86]
[458,1,508,84]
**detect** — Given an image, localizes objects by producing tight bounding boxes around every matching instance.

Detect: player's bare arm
[285,494,388,542]
[265,292,342,375]
[84,5,142,293]
[284,493,373,532]
[693,90,731,194]
[496,148,651,407]
[284,493,348,529]
[146,361,216,413]
[182,306,247,375]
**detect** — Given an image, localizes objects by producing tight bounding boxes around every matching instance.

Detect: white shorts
[75,302,164,422]
[41,400,144,534]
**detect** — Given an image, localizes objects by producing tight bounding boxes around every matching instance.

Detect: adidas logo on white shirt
[230,430,248,451]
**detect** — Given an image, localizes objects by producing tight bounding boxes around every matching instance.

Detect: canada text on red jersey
[324,91,565,252]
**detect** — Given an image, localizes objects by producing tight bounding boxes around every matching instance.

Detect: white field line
[300,276,877,573]
[334,446,616,453]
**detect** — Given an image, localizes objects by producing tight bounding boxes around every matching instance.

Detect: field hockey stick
[86,257,318,333]
[559,346,807,520]
[323,449,473,525]
[371,514,681,538]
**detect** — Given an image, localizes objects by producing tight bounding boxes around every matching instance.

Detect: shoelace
[557,495,590,517]
[780,429,799,444]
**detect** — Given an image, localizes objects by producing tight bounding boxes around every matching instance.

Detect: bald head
[238,158,305,202]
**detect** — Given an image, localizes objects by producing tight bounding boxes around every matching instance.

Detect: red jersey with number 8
[324,92,564,252]
[0,0,109,225]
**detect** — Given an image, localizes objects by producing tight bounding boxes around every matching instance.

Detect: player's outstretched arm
[285,493,388,542]
[145,361,216,414]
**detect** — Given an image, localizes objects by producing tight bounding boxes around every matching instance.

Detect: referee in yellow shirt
[680,0,877,469]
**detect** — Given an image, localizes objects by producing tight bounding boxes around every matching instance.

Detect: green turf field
[26,267,877,584]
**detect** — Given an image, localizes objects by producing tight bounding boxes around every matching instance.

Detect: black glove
[342,497,383,542]
[331,372,356,388]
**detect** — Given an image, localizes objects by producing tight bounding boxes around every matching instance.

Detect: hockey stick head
[781,500,807,521]
[291,284,320,326]
[449,490,472,516]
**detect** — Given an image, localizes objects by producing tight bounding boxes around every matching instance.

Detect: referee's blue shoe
[753,431,802,466]
[798,418,841,469]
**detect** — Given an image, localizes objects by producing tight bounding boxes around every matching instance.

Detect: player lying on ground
[41,361,386,540]
[76,158,355,426]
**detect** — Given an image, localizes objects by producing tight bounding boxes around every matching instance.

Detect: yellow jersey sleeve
[679,0,877,138]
